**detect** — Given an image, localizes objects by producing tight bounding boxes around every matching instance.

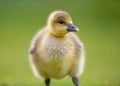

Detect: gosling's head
[47,10,79,37]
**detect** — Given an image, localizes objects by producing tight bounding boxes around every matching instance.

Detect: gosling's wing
[69,33,85,76]
[29,28,46,55]
[70,33,84,55]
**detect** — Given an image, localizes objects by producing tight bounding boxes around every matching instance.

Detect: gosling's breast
[39,35,74,62]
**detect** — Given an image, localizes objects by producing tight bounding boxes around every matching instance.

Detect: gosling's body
[29,11,85,86]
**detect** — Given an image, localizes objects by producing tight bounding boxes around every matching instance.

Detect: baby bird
[29,10,85,86]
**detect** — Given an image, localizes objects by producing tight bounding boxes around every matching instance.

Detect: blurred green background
[0,0,120,86]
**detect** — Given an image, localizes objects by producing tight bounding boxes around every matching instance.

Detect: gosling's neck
[46,26,68,38]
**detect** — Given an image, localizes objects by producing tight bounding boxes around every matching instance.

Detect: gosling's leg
[45,78,50,86]
[72,77,80,86]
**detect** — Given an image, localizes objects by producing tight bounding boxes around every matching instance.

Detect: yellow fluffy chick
[29,10,85,86]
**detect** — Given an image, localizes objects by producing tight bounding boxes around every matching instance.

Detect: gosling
[29,10,85,86]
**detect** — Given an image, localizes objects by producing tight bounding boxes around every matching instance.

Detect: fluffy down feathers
[29,10,85,86]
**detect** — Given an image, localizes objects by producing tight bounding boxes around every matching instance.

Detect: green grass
[0,0,120,86]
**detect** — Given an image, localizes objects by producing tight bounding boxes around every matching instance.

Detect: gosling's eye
[58,20,65,24]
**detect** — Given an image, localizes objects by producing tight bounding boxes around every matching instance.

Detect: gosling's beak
[67,24,79,32]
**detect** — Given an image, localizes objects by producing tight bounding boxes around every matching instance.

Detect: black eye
[58,20,65,24]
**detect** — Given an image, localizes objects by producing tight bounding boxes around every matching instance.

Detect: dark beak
[67,24,79,32]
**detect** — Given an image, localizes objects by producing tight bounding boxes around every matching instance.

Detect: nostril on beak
[68,24,74,30]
